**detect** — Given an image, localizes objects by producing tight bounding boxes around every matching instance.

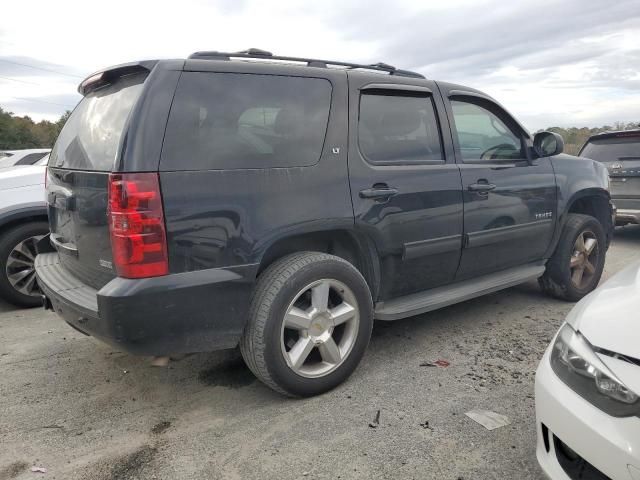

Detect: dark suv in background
[36,50,613,397]
[580,129,640,225]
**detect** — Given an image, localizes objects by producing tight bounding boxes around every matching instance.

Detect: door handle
[468,182,496,193]
[50,234,78,257]
[359,185,399,200]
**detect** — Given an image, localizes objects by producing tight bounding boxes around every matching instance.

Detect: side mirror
[533,131,564,157]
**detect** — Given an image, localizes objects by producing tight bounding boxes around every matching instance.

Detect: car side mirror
[533,131,564,157]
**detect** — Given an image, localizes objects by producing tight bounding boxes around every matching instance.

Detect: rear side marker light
[108,173,169,278]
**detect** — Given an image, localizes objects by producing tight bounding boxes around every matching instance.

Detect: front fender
[545,154,611,256]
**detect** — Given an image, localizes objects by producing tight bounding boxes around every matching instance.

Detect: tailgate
[580,134,640,199]
[46,68,149,289]
[47,169,114,289]
[608,157,640,198]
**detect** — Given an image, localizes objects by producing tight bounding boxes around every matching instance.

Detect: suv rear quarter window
[161,72,332,170]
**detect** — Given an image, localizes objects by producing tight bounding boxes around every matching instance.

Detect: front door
[440,89,557,280]
[347,72,464,300]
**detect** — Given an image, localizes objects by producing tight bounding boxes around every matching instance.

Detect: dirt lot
[2,226,639,480]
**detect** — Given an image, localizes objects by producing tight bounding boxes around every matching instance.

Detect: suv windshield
[49,72,147,171]
[580,135,640,161]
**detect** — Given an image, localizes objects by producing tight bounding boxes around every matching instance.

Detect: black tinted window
[15,152,48,166]
[580,136,640,161]
[50,72,147,171]
[161,73,332,170]
[358,93,443,164]
[451,100,524,161]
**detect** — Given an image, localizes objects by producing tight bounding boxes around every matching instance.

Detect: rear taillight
[108,173,168,278]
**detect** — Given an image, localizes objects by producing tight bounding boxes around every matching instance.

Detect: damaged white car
[535,261,640,480]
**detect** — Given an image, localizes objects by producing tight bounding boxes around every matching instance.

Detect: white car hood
[0,165,46,190]
[566,261,640,361]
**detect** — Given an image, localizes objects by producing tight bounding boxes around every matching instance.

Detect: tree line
[0,107,70,150]
[0,105,638,155]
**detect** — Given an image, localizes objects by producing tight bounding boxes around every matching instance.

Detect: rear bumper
[616,209,640,225]
[612,197,640,224]
[35,252,257,355]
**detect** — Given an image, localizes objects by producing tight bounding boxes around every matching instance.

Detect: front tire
[0,221,49,307]
[539,213,606,301]
[240,252,374,397]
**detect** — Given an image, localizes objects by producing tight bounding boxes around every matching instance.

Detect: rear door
[347,72,463,300]
[580,133,640,214]
[47,69,149,289]
[440,88,557,280]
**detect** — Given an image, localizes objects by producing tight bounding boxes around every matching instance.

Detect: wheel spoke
[284,307,312,331]
[575,233,586,253]
[584,237,597,255]
[22,273,37,295]
[584,260,596,275]
[14,242,35,261]
[288,337,315,369]
[8,268,33,284]
[311,281,330,312]
[7,255,34,268]
[572,266,585,286]
[318,338,341,364]
[329,302,356,326]
[570,255,581,268]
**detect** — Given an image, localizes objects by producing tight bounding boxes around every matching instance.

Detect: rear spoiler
[78,60,158,96]
[587,130,640,142]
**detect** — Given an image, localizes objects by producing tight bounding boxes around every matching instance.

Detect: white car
[0,148,50,169]
[535,261,640,480]
[0,155,49,307]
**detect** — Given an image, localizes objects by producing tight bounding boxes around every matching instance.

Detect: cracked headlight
[551,323,639,417]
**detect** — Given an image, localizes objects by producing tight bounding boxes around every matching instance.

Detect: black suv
[36,50,613,397]
[580,129,640,226]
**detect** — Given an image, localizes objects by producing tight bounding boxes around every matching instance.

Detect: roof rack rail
[187,49,425,79]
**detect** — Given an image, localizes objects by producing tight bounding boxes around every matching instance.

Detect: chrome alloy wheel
[6,235,44,297]
[280,279,360,378]
[570,230,599,289]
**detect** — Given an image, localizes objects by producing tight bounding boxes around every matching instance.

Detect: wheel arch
[0,206,49,235]
[565,188,613,245]
[256,228,381,300]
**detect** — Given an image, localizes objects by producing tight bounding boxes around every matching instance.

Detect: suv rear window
[580,136,640,161]
[358,92,443,164]
[49,72,147,171]
[161,72,332,170]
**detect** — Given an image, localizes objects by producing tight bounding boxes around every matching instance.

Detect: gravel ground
[1,225,639,480]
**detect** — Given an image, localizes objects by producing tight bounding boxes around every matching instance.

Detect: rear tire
[0,221,49,307]
[539,214,606,301]
[240,252,373,397]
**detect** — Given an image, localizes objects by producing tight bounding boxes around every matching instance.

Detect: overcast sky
[1,0,639,131]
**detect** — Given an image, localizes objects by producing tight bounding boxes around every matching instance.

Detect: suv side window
[161,72,332,170]
[358,92,444,165]
[450,99,524,161]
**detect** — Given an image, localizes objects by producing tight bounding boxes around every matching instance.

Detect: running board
[374,263,546,321]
